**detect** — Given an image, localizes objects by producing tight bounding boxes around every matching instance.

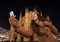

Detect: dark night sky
[0,0,60,32]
